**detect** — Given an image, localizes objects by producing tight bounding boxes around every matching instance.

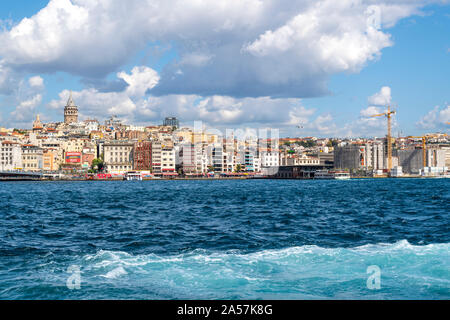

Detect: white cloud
[49,88,136,119]
[10,94,42,122]
[417,105,450,130]
[46,65,340,137]
[360,106,383,117]
[117,66,159,98]
[341,87,399,137]
[0,61,16,94]
[368,86,392,106]
[28,76,44,88]
[244,1,392,74]
[0,0,439,98]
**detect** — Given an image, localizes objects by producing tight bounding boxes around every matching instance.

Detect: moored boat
[314,170,350,180]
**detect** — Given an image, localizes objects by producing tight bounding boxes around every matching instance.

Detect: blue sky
[0,0,448,137]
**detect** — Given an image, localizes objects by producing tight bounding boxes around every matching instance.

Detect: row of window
[108,165,132,170]
[107,146,132,151]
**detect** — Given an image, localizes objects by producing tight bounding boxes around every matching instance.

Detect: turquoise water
[0,179,448,299]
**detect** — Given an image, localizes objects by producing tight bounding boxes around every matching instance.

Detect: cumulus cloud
[417,105,450,130]
[117,66,159,98]
[46,65,338,136]
[360,105,384,117]
[0,61,17,95]
[5,72,46,127]
[28,76,44,88]
[340,87,398,137]
[0,0,439,98]
[368,86,392,106]
[10,94,42,122]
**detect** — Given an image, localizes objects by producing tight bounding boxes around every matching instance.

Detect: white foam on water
[102,266,128,279]
[76,240,450,299]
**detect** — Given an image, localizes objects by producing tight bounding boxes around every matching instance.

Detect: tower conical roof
[67,91,76,107]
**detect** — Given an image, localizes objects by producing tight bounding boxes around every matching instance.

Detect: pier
[0,171,43,181]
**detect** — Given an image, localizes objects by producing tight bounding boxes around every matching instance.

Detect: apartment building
[103,142,134,173]
[22,145,43,171]
[152,141,162,175]
[43,149,58,171]
[134,141,152,171]
[161,147,176,176]
[0,141,22,171]
[260,151,279,168]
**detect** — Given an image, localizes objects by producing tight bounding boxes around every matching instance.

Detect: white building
[178,143,207,174]
[161,147,176,175]
[152,141,162,175]
[0,141,22,171]
[223,151,235,172]
[364,143,385,171]
[261,151,279,168]
[83,120,99,132]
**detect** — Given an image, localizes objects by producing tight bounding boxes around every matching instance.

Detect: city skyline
[0,1,448,137]
[0,1,449,304]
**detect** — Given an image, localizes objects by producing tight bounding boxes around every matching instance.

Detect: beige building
[440,147,450,168]
[103,142,134,173]
[282,154,320,166]
[43,149,58,171]
[22,145,43,171]
[63,138,86,153]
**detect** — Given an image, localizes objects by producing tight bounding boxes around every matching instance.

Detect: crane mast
[371,106,396,171]
[387,106,393,171]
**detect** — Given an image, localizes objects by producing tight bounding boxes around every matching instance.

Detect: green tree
[300,140,317,148]
[235,164,242,172]
[92,158,104,172]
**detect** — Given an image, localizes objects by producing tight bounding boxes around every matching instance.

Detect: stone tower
[64,91,78,124]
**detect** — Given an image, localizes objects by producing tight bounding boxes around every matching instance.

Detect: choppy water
[0,179,448,299]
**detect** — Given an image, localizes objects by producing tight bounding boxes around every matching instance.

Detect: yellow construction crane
[371,106,396,171]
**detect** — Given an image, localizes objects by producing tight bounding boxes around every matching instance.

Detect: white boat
[334,171,351,180]
[124,171,143,181]
[314,170,350,180]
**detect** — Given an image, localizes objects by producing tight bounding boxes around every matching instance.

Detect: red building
[134,141,152,171]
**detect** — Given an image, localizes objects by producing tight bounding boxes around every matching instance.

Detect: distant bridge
[0,171,43,181]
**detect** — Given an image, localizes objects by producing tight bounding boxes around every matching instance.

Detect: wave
[76,241,450,299]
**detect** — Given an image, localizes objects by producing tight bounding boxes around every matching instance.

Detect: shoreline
[1,176,446,182]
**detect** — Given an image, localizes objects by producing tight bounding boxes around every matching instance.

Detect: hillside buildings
[0,93,448,177]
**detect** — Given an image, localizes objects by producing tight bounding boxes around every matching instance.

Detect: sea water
[0,179,448,299]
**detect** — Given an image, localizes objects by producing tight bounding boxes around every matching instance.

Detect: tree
[91,158,104,172]
[299,140,317,148]
[235,164,242,172]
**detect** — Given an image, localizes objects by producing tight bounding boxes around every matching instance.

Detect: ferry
[124,171,143,181]
[314,170,351,180]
